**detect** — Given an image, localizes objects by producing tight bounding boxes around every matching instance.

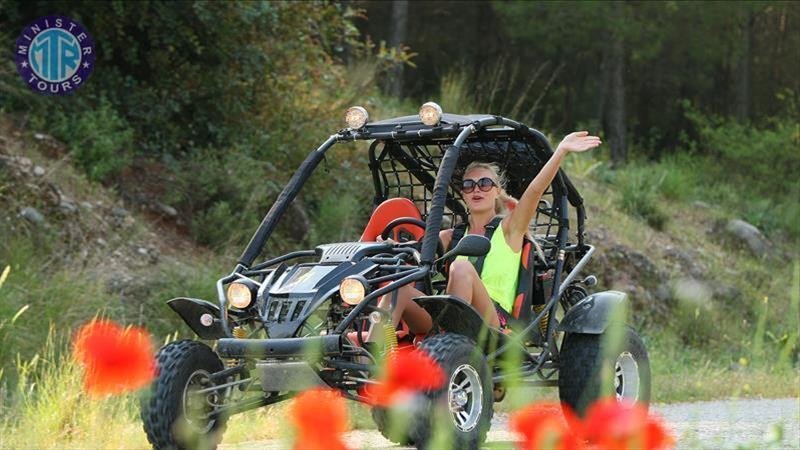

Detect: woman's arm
[506,131,601,236]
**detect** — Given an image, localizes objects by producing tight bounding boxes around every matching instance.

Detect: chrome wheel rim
[447,364,483,432]
[614,351,640,401]
[182,369,217,433]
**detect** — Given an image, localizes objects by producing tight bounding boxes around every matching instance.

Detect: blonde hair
[463,161,517,215]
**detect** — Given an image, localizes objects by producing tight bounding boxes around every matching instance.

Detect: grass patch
[615,167,670,230]
[649,329,800,403]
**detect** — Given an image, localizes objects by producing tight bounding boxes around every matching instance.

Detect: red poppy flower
[289,388,350,450]
[72,319,155,396]
[510,402,585,450]
[361,346,445,406]
[583,398,674,450]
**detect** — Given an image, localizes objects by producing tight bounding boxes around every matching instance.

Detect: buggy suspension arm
[556,245,595,297]
[490,244,596,382]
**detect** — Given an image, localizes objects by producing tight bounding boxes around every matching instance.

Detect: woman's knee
[449,260,477,280]
[387,284,420,308]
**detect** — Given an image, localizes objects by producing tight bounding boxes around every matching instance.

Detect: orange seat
[360,198,425,242]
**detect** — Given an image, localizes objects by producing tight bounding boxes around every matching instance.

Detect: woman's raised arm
[507,131,601,236]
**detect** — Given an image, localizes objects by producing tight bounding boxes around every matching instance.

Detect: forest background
[0,1,798,447]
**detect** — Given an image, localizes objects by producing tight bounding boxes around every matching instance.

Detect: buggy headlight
[339,277,367,305]
[345,106,369,129]
[419,101,443,126]
[227,282,254,309]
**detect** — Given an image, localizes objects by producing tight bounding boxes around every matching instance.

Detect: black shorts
[493,301,512,329]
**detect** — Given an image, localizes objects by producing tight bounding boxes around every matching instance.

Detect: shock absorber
[369,310,397,356]
[382,322,398,355]
[533,304,549,337]
[232,326,247,339]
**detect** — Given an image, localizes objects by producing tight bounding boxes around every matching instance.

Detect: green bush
[616,168,670,230]
[41,99,133,182]
[655,154,697,201]
[682,104,800,237]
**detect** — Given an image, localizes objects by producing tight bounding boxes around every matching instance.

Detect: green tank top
[456,224,521,313]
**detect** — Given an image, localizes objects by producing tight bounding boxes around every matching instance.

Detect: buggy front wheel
[558,327,651,416]
[371,406,415,446]
[140,340,228,450]
[409,333,493,450]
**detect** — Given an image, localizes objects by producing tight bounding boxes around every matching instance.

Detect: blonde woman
[379,131,601,334]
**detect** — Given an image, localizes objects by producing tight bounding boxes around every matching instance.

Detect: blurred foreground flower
[510,402,584,450]
[72,319,155,395]
[362,346,445,406]
[289,387,350,450]
[583,398,674,450]
[511,398,674,450]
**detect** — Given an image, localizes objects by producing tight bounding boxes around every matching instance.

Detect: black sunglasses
[461,177,497,194]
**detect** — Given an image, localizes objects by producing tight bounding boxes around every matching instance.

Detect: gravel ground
[222,397,800,449]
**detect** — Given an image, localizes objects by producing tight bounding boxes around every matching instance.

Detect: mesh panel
[370,137,561,240]
[374,141,463,227]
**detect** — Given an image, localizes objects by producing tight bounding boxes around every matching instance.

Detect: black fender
[558,290,627,334]
[412,295,504,352]
[167,297,227,340]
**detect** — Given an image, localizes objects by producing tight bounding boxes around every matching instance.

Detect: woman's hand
[507,130,601,237]
[556,131,602,154]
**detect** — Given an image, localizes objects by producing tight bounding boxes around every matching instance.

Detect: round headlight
[339,277,366,306]
[227,282,254,309]
[419,101,443,126]
[345,106,369,129]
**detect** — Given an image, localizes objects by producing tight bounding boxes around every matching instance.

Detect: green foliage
[681,105,800,237]
[0,331,149,449]
[30,99,133,181]
[683,101,799,193]
[615,167,670,230]
[595,106,799,238]
[0,235,105,351]
[652,154,697,201]
[191,201,236,248]
[0,0,381,253]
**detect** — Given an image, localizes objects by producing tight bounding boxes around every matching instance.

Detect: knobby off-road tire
[140,340,227,450]
[371,406,415,446]
[409,333,493,450]
[558,327,651,417]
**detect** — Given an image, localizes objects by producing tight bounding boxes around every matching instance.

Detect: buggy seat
[348,198,425,347]
[359,198,425,242]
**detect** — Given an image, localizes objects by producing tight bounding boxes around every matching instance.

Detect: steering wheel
[379,217,445,261]
[380,217,426,241]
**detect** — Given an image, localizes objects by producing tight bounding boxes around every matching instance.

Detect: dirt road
[222,397,799,449]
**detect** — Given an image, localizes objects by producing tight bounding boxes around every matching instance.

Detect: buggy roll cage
[215,113,594,372]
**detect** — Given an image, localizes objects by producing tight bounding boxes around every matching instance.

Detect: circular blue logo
[15,15,95,95]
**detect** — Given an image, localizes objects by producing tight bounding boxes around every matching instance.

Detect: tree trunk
[734,11,754,122]
[604,31,627,166]
[597,35,612,134]
[387,0,408,97]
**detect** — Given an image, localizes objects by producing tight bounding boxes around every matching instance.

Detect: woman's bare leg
[364,284,433,346]
[446,260,501,328]
[377,284,433,334]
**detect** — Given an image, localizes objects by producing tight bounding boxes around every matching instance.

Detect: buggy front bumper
[216,335,343,359]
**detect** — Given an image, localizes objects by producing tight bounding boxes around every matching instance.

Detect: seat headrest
[360,198,424,242]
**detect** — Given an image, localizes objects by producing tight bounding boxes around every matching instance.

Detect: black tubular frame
[221,114,588,359]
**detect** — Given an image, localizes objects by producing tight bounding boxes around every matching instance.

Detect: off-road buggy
[139,104,651,449]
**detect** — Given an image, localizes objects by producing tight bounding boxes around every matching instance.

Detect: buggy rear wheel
[140,340,228,450]
[558,327,650,416]
[408,333,493,450]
